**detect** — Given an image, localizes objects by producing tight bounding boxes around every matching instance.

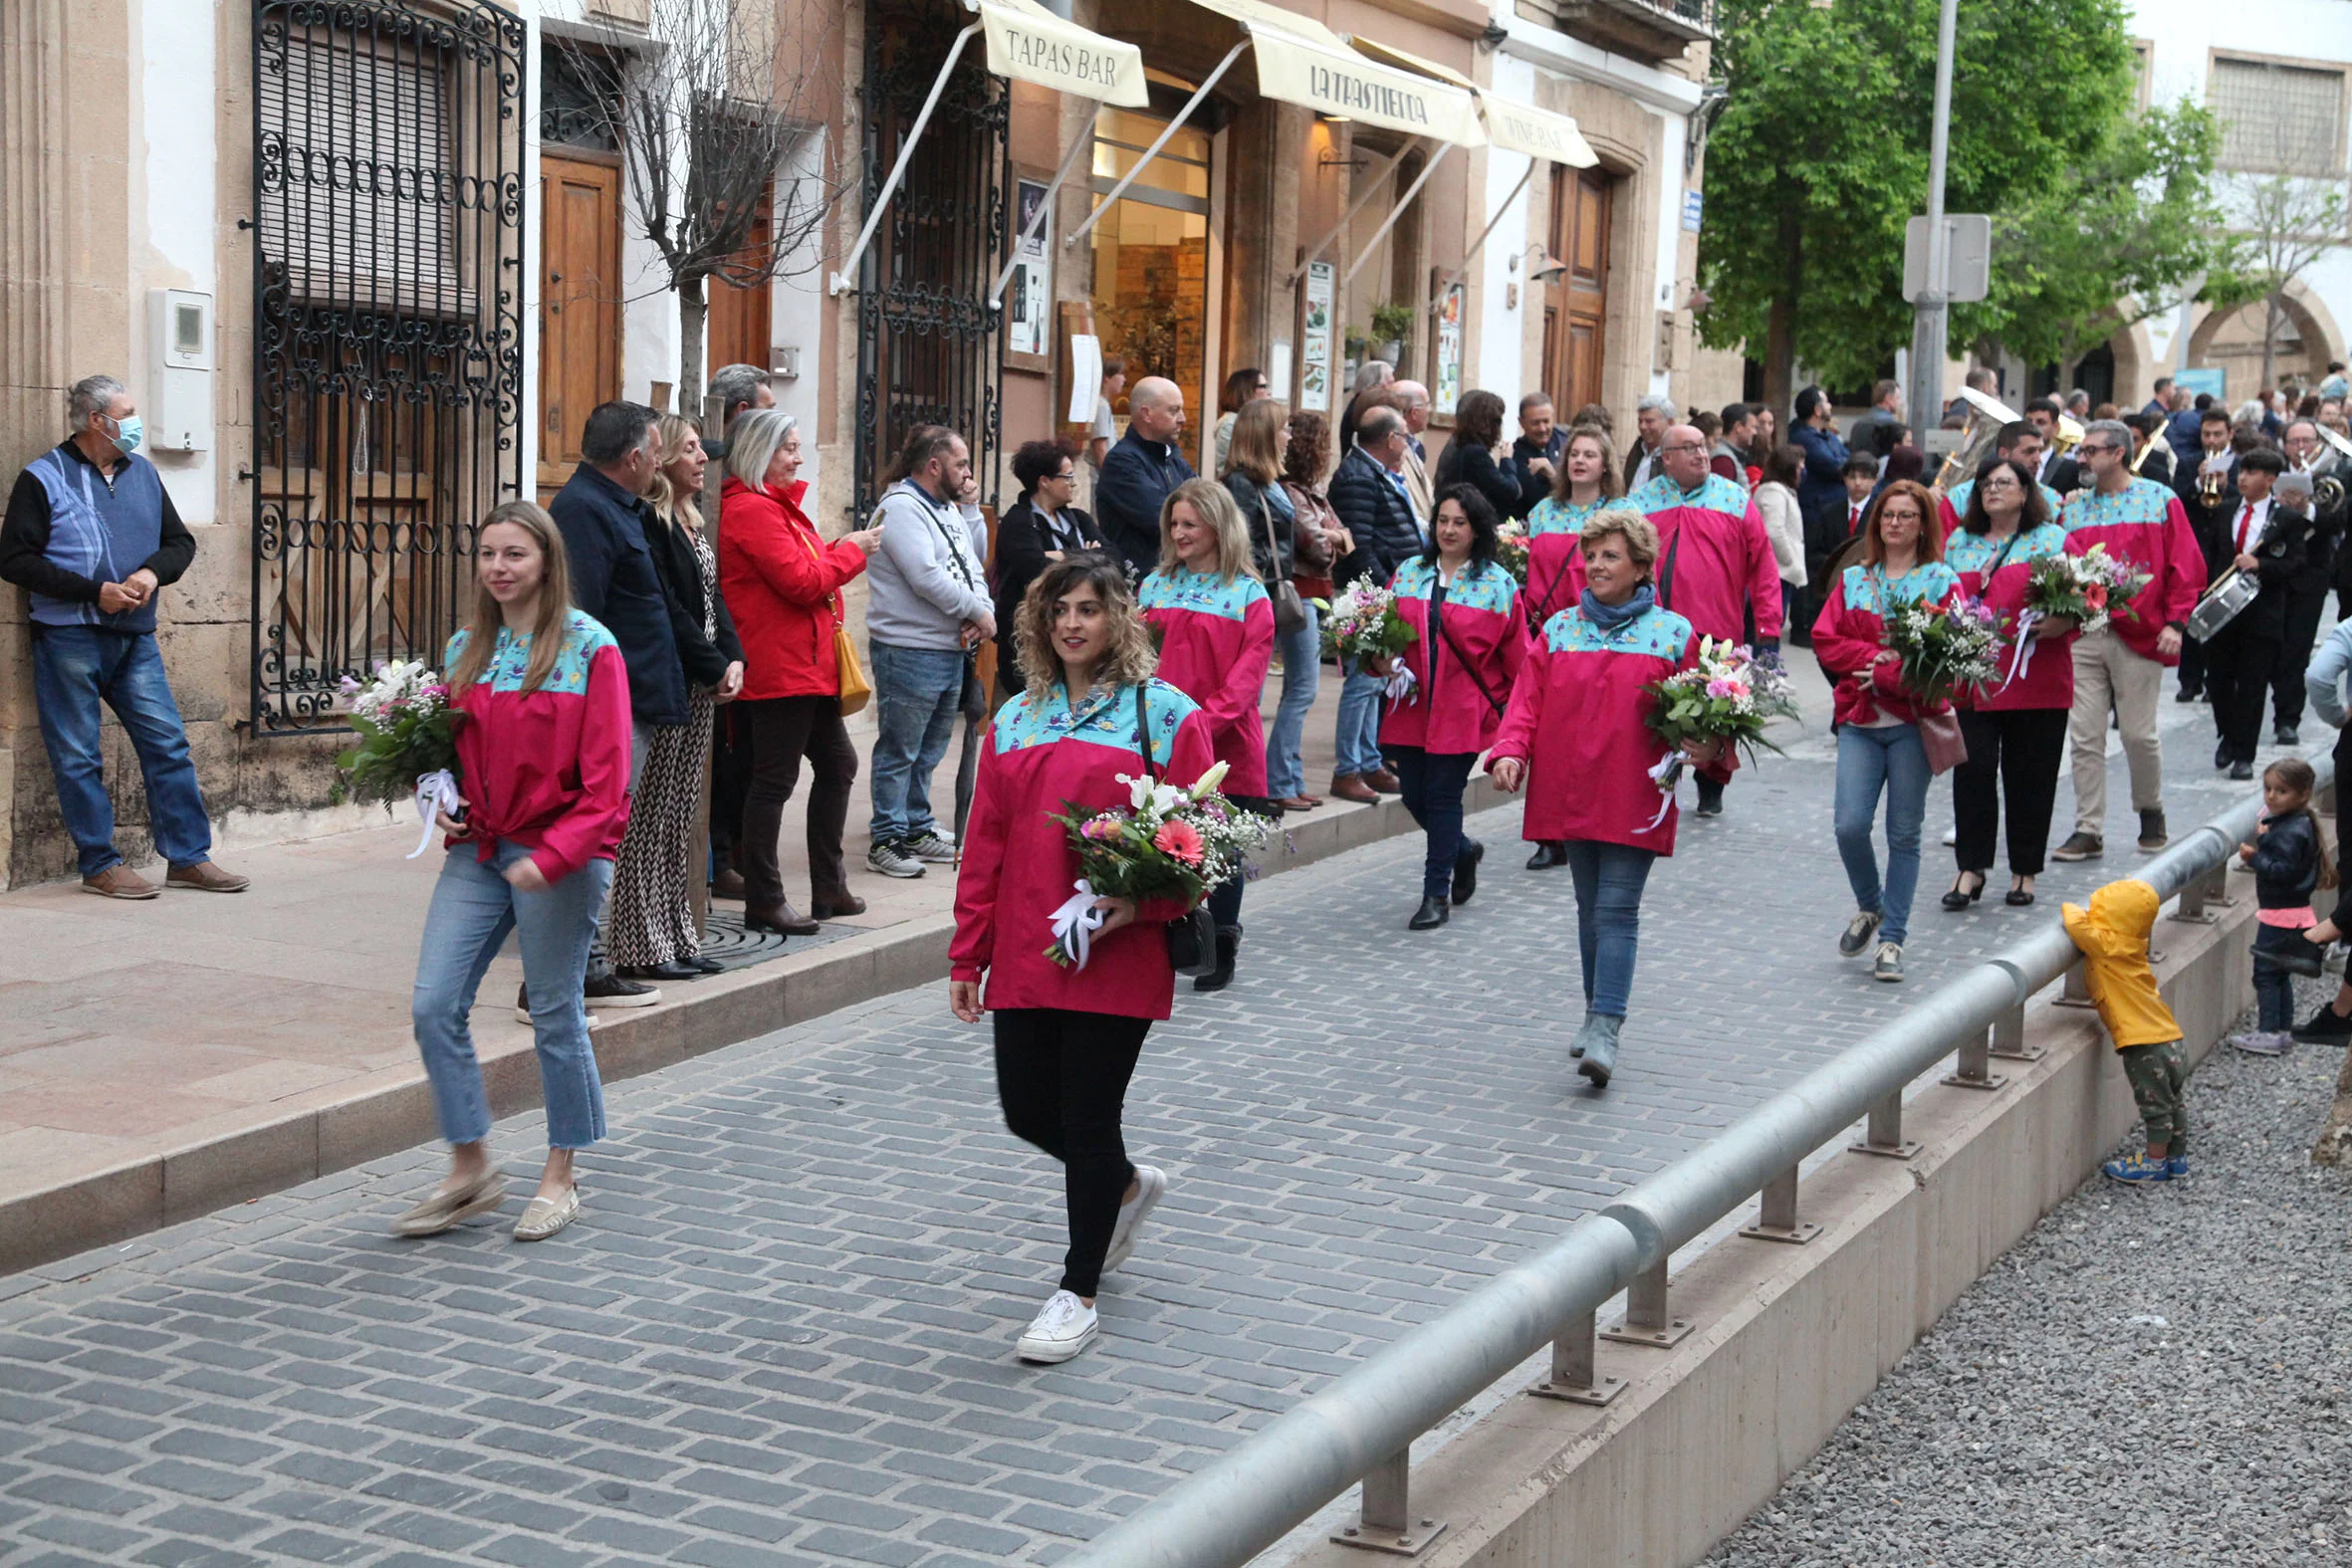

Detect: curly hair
[1015,553,1158,706]
[1284,410,1333,487]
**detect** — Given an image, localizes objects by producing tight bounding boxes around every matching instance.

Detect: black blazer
[643,511,744,690]
[1327,447,1423,586]
[2219,499,2307,643]
[1436,441,1527,522]
[992,496,1102,682]
[548,463,688,726]
[1222,471,1294,584]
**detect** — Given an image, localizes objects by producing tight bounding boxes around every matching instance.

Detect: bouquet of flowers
[334,660,465,857]
[1043,762,1276,969]
[1494,523,1531,586]
[2023,544,2150,633]
[1639,638,1798,824]
[1317,580,1419,700]
[1883,597,2001,706]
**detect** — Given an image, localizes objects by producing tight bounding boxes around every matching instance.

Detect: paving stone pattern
[0,696,2285,1567]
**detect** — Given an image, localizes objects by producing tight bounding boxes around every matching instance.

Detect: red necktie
[1850,504,1862,535]
[2236,504,2255,554]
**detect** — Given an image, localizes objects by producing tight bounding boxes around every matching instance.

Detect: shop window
[1088,107,1213,471]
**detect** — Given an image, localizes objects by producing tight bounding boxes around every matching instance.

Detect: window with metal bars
[2209,57,2347,177]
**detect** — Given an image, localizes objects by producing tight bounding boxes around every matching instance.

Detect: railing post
[1988,995,2045,1061]
[2173,862,2216,923]
[1942,1005,2008,1091]
[2052,959,2096,1010]
[1739,1166,1822,1244]
[1331,1449,1447,1556]
[1602,1260,1693,1347]
[1851,1088,1922,1158]
[1528,1309,1624,1405]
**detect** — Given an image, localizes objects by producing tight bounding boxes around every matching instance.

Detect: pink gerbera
[1153,819,1206,865]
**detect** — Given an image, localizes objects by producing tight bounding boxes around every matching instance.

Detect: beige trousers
[2069,626,2165,835]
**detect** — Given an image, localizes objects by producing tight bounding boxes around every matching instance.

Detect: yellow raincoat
[2060,878,2183,1049]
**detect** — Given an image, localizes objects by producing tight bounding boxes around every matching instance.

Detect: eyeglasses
[2078,443,2121,456]
[1661,443,1707,455]
[1054,469,1075,481]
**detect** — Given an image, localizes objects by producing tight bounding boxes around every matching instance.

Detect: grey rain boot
[1575,1014,1624,1087]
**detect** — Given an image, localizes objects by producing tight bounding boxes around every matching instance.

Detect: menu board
[1300,262,1335,413]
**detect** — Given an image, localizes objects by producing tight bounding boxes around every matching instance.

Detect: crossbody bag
[792,518,871,716]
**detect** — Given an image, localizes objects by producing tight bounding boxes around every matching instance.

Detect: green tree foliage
[1697,0,2207,404]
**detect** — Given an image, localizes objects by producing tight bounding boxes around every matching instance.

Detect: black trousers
[2178,634,2206,696]
[1954,707,2069,876]
[1384,745,1477,898]
[709,707,753,873]
[737,694,857,906]
[1203,796,1278,932]
[994,1008,1151,1297]
[2271,582,2330,730]
[2205,621,2279,766]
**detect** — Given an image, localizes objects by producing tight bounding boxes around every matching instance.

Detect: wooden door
[706,192,775,380]
[539,153,622,499]
[1541,166,1612,417]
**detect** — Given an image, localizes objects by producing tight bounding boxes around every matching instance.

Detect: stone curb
[2,779,1503,1278]
[1271,880,2253,1568]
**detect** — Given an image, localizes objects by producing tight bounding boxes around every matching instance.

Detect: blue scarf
[1579,584,1654,632]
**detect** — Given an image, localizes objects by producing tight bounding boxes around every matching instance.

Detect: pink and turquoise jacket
[2058,476,2205,667]
[1140,565,1275,796]
[1627,473,1784,644]
[1383,556,1527,756]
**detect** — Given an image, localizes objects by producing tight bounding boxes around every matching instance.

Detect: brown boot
[1365,769,1402,794]
[810,892,866,919]
[1329,773,1380,804]
[166,861,250,893]
[83,864,158,900]
[744,900,820,936]
[710,866,748,900]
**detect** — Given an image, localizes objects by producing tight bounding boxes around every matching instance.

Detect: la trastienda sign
[1304,63,1432,125]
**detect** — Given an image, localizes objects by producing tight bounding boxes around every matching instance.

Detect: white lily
[1189,760,1230,800]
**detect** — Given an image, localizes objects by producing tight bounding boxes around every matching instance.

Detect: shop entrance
[1542,165,1614,419]
[1087,106,1214,471]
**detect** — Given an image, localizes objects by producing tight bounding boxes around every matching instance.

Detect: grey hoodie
[863,478,991,652]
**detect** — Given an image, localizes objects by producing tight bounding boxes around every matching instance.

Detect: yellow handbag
[796,520,870,716]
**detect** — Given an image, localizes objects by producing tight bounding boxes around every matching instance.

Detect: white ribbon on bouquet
[1639,751,1684,832]
[2000,608,2044,690]
[1383,663,1419,704]
[1047,878,1108,971]
[408,769,463,859]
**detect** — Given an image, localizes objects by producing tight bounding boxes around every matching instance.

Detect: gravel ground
[1706,986,2352,1568]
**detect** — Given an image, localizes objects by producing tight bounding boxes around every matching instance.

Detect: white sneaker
[1872,941,1904,984]
[2228,1029,2291,1055]
[1941,825,1958,847]
[1016,1288,1098,1364]
[1101,1165,1167,1274]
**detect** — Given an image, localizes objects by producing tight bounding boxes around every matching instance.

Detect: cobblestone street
[0,692,2291,1567]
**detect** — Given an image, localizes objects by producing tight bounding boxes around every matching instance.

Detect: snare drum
[2187,568,2258,642]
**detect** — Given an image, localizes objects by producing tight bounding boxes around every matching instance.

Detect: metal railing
[1066,770,2312,1567]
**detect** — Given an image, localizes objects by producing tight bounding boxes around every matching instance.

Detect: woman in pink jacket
[1489,509,1716,1087]
[951,553,1217,1367]
[1383,484,1526,930]
[1139,479,1275,993]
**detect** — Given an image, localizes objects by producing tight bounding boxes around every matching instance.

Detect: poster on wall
[1300,262,1335,412]
[1007,179,1054,361]
[1433,281,1465,416]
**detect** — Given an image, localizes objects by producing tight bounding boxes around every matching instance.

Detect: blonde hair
[1156,477,1260,582]
[1578,507,1660,578]
[1015,553,1158,705]
[1554,423,1626,503]
[1227,398,1289,487]
[449,501,574,695]
[644,414,705,533]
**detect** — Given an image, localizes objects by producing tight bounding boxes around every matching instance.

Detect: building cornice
[1499,21,1705,114]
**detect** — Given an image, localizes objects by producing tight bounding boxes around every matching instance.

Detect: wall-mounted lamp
[1316,111,1352,124]
[1507,243,1568,284]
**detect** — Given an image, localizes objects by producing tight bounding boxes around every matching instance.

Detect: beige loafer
[391,1171,506,1237]
[512,1186,581,1242]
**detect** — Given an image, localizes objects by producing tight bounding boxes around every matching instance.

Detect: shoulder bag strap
[1433,591,1508,718]
[1134,683,1158,782]
[1655,523,1685,610]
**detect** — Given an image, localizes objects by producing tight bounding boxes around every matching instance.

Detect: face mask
[104,414,143,456]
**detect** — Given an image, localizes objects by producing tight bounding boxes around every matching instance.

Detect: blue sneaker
[2166,1155,2189,1179]
[2102,1153,2171,1184]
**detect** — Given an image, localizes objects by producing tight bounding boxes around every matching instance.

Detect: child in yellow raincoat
[2061,878,2189,1184]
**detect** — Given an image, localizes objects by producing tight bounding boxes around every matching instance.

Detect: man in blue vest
[0,374,247,897]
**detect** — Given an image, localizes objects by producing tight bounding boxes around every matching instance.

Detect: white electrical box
[772,345,801,380]
[146,289,214,453]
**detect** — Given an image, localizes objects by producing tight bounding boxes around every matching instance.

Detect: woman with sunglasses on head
[950,554,1216,1366]
[1382,484,1525,930]
[1943,457,2079,911]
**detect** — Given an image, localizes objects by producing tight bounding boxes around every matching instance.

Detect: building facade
[0,0,1720,887]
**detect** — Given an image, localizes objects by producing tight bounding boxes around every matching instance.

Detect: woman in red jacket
[396,501,633,1245]
[950,553,1217,1366]
[1809,479,1961,983]
[1384,484,1526,930]
[1139,478,1275,993]
[718,409,882,936]
[1488,510,1716,1087]
[1942,458,2078,911]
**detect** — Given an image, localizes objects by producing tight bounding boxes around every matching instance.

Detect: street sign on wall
[1903,213,1992,303]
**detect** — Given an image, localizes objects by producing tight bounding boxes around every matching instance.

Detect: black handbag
[1137,684,1219,977]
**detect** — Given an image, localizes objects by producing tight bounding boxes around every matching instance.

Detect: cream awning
[978,0,1149,108]
[1477,94,1597,168]
[832,0,1149,294]
[1187,0,1485,146]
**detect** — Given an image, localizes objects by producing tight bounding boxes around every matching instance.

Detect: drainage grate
[699,907,865,972]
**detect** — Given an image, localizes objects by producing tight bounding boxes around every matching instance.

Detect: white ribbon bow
[2000,608,2044,689]
[408,769,463,859]
[1383,663,1419,704]
[1047,878,1107,971]
[1639,752,1684,832]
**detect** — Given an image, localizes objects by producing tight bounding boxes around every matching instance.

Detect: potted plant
[1371,303,1417,366]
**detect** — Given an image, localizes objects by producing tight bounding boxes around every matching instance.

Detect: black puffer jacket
[2249,806,2324,910]
[1327,446,1423,586]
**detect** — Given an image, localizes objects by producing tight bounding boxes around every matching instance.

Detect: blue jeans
[1387,745,1476,898]
[1833,723,1931,946]
[1563,840,1656,1017]
[1335,658,1385,779]
[867,642,968,844]
[32,626,215,877]
[1266,603,1320,798]
[412,840,611,1149]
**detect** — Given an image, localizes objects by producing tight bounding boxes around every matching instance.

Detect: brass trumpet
[2198,464,2228,507]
